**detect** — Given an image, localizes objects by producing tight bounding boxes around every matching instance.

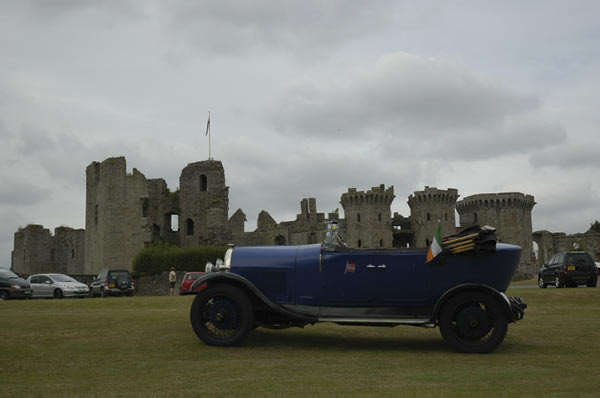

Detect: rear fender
[431,283,517,324]
[189,273,316,322]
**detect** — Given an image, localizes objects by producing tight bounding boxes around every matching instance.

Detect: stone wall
[533,230,600,265]
[134,271,189,296]
[12,225,85,276]
[408,187,459,248]
[457,192,536,274]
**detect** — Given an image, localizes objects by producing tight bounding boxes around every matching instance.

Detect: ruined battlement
[456,192,536,212]
[340,184,395,207]
[407,186,459,206]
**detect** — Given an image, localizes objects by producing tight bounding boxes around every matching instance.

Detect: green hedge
[132,245,227,276]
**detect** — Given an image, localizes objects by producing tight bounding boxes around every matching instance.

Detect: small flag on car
[426,221,443,263]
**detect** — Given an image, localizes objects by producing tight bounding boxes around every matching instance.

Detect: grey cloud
[0,177,49,206]
[530,144,600,169]
[268,53,540,138]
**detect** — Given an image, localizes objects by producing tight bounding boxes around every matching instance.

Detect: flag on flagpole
[205,113,210,136]
[426,221,443,263]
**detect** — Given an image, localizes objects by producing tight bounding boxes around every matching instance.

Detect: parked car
[89,269,135,297]
[0,269,32,300]
[596,262,600,275]
[27,273,89,298]
[538,251,597,288]
[187,223,526,353]
[179,272,205,295]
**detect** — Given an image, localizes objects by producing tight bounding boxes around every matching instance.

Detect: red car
[179,272,206,295]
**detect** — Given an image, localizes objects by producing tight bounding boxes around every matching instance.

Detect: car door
[320,250,430,307]
[38,275,54,297]
[29,276,42,298]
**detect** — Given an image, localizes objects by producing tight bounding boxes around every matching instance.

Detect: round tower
[179,160,230,246]
[408,187,459,248]
[340,184,395,249]
[456,192,536,273]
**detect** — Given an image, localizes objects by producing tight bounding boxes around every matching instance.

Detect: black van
[0,268,32,300]
[538,251,597,288]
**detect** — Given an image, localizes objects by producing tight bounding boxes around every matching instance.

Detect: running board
[319,317,435,327]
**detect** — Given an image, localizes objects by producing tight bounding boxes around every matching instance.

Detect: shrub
[132,244,227,276]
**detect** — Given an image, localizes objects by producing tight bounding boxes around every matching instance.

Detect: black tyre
[587,278,597,288]
[89,288,94,298]
[439,292,508,354]
[538,276,547,289]
[54,289,63,299]
[101,288,108,298]
[0,290,8,300]
[190,284,254,346]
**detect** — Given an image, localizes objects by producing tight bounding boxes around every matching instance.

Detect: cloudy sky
[1,1,599,268]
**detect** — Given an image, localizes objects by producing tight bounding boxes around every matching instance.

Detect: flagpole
[206,111,212,160]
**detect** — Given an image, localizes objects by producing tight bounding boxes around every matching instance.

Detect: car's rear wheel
[0,291,8,300]
[439,292,508,353]
[587,278,597,288]
[54,289,63,299]
[190,284,254,346]
[538,276,546,288]
[555,276,563,288]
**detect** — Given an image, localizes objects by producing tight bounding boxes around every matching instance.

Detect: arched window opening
[71,249,75,259]
[445,212,448,221]
[186,218,194,236]
[357,213,361,222]
[426,239,430,247]
[275,235,286,246]
[427,213,431,221]
[200,174,208,192]
[378,213,382,222]
[171,214,179,232]
[142,198,149,217]
[379,239,383,247]
[474,212,478,224]
[358,240,362,248]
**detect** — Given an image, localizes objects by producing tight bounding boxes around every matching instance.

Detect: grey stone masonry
[340,185,395,249]
[456,192,536,274]
[408,187,459,248]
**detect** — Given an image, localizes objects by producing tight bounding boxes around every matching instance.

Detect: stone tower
[408,187,459,248]
[456,192,536,273]
[84,157,152,274]
[179,160,230,247]
[340,185,394,248]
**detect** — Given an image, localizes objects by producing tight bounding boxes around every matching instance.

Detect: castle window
[358,240,362,248]
[378,213,382,222]
[71,249,75,259]
[357,213,361,222]
[142,198,149,217]
[200,174,207,191]
[474,212,478,223]
[427,213,431,221]
[445,212,448,221]
[426,239,430,247]
[186,218,194,236]
[275,235,286,246]
[95,204,99,225]
[379,239,383,247]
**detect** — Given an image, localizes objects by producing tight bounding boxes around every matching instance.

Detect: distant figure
[169,267,177,296]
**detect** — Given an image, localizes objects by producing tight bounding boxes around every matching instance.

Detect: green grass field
[2,287,599,396]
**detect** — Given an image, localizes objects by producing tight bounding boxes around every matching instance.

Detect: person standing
[169,267,177,296]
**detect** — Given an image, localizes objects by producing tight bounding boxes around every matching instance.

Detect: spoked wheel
[439,292,508,353]
[190,284,254,346]
[538,277,547,288]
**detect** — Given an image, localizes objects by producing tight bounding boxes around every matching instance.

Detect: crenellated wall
[408,186,459,248]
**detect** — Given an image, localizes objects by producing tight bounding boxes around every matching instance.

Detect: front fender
[431,283,520,324]
[189,273,317,323]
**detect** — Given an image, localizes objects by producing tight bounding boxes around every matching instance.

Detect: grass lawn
[2,287,599,396]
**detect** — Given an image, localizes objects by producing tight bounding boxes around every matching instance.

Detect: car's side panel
[294,244,322,306]
[230,245,301,304]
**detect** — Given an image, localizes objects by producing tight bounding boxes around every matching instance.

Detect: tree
[588,220,600,234]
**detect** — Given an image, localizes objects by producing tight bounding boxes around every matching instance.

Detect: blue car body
[189,226,526,353]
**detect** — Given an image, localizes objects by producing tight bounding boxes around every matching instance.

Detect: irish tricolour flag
[426,222,442,263]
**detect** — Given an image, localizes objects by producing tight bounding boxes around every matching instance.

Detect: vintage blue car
[188,223,526,353]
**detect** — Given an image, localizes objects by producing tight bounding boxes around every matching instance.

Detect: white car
[27,273,89,298]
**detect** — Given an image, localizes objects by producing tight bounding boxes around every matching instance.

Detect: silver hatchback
[27,274,89,299]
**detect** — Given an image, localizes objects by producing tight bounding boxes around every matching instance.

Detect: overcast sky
[1,1,599,268]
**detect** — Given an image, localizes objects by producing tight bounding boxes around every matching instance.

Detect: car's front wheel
[439,292,508,353]
[538,276,547,288]
[190,284,254,346]
[0,290,8,300]
[54,289,63,299]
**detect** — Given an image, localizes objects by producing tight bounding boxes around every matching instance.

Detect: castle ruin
[13,156,546,277]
